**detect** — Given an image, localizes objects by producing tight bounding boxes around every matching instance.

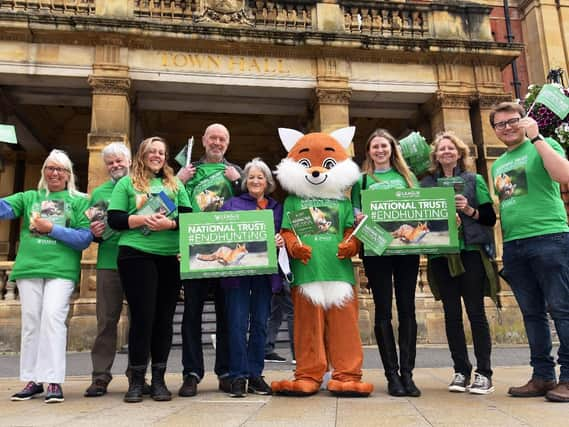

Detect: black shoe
[401,374,421,397]
[11,382,44,401]
[179,375,198,397]
[229,378,247,398]
[124,366,146,403]
[219,376,232,393]
[386,374,407,397]
[44,383,64,404]
[264,352,287,363]
[248,376,272,395]
[84,378,109,397]
[150,364,172,402]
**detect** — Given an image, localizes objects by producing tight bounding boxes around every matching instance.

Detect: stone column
[311,58,352,134]
[520,0,569,84]
[67,47,131,351]
[423,90,475,144]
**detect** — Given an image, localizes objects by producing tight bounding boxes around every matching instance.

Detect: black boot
[124,365,146,403]
[375,321,406,397]
[399,318,421,397]
[150,363,172,401]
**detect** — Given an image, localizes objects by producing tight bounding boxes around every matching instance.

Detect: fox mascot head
[275,127,360,199]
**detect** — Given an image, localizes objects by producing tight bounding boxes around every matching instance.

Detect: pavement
[0,346,566,426]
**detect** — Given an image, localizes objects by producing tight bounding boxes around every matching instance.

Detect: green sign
[399,132,431,176]
[361,187,459,255]
[535,84,569,119]
[437,177,465,194]
[0,124,17,144]
[287,208,319,236]
[179,210,277,279]
[352,215,393,256]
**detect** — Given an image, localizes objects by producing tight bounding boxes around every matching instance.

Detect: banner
[179,210,277,279]
[361,187,459,255]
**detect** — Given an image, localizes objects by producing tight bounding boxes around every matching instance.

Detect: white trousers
[17,278,75,384]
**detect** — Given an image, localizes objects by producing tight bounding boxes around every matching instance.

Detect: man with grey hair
[177,123,244,397]
[84,142,133,397]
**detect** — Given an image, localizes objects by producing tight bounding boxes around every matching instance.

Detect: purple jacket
[219,193,284,292]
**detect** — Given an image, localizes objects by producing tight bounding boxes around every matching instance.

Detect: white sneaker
[469,373,495,395]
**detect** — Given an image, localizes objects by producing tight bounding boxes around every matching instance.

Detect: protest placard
[361,187,459,255]
[179,210,277,279]
[351,215,393,256]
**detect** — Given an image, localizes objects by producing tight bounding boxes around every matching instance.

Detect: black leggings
[430,250,492,378]
[363,255,420,323]
[117,246,181,367]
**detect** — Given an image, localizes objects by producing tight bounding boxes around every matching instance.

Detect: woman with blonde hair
[351,129,421,397]
[421,131,498,395]
[108,136,191,403]
[1,149,92,403]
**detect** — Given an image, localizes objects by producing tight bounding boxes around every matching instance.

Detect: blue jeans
[225,276,272,379]
[502,232,569,382]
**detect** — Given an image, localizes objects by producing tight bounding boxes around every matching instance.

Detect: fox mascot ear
[278,127,355,152]
[330,126,356,149]
[278,128,304,152]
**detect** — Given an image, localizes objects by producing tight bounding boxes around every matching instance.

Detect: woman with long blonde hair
[108,136,191,403]
[351,128,421,397]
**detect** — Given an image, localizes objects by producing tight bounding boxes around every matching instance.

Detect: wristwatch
[530,134,544,144]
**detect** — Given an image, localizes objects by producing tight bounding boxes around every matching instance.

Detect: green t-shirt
[4,189,90,283]
[185,163,235,212]
[90,180,120,270]
[351,169,418,211]
[109,176,191,256]
[491,138,569,242]
[281,195,355,286]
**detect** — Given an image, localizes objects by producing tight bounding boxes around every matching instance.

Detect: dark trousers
[181,278,229,380]
[225,276,272,379]
[430,250,492,378]
[90,269,125,382]
[117,247,181,368]
[264,281,295,358]
[363,255,420,323]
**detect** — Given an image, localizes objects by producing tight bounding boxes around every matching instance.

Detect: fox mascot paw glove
[337,227,360,259]
[281,229,312,264]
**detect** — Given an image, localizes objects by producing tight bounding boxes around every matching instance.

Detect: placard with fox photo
[179,210,277,279]
[361,187,459,255]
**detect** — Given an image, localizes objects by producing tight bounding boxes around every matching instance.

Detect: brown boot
[545,382,569,402]
[508,378,556,397]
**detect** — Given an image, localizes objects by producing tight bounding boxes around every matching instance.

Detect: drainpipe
[503,0,521,99]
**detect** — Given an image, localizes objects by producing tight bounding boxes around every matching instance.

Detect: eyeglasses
[493,117,520,131]
[45,166,69,174]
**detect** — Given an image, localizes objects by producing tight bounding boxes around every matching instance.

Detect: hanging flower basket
[522,84,569,151]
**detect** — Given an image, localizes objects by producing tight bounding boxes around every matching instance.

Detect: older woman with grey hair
[0,149,92,403]
[219,157,284,397]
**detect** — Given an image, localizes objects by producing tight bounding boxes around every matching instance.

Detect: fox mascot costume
[271,126,373,397]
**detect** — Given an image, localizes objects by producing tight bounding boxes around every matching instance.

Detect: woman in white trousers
[0,149,92,403]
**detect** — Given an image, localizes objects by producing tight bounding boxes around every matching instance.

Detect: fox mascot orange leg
[271,127,373,397]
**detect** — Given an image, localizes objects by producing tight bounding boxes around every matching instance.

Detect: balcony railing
[0,0,95,15]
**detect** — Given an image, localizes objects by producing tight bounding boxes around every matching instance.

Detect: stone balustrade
[0,261,16,301]
[340,1,428,38]
[0,0,95,14]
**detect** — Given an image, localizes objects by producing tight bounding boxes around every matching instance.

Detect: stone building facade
[0,0,566,352]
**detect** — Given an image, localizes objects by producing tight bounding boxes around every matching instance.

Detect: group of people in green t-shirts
[4,100,569,405]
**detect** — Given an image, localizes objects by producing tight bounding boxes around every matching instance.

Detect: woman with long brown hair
[108,136,191,403]
[351,129,421,397]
